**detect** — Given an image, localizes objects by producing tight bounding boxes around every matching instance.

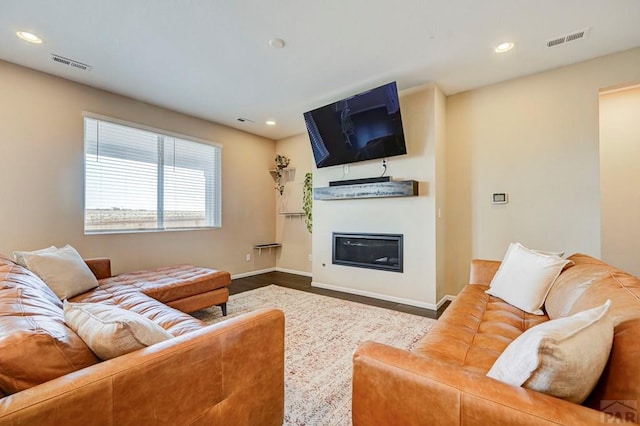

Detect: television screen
[303,81,407,168]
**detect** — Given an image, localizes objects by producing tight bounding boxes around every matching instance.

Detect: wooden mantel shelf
[314,180,419,201]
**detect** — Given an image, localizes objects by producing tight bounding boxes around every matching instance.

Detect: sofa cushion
[0,258,99,394]
[23,245,98,299]
[487,300,613,404]
[413,284,548,374]
[547,254,640,410]
[584,317,640,410]
[486,242,570,315]
[567,267,640,326]
[64,301,173,360]
[0,255,62,307]
[70,284,206,336]
[545,254,617,320]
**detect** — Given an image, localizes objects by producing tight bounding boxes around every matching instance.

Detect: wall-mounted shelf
[278,212,305,216]
[269,168,296,181]
[253,243,282,255]
[314,180,418,200]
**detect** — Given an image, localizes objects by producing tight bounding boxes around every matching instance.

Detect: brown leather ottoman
[88,264,231,315]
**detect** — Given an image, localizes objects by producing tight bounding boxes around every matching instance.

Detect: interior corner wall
[273,134,313,274]
[445,47,640,296]
[311,85,438,308]
[434,85,447,302]
[0,59,277,276]
[599,85,640,276]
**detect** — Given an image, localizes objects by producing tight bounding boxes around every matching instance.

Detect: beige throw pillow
[64,301,173,360]
[486,242,570,315]
[22,244,98,299]
[13,245,57,267]
[487,300,613,403]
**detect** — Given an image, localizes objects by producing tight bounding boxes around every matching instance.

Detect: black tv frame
[304,82,407,168]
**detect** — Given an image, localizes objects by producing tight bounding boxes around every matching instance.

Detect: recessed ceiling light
[268,38,286,49]
[265,120,277,126]
[16,31,43,44]
[494,42,514,53]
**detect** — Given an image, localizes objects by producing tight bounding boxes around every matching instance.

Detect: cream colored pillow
[13,245,57,267]
[487,300,613,403]
[23,245,98,299]
[533,249,565,258]
[64,301,173,360]
[486,242,570,315]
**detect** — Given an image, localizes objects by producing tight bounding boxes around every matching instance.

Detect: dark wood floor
[230,271,449,319]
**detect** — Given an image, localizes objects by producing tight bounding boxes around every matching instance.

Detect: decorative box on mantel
[314,180,419,201]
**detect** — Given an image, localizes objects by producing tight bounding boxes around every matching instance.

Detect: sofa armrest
[469,258,501,285]
[353,341,611,426]
[0,308,285,426]
[84,257,112,279]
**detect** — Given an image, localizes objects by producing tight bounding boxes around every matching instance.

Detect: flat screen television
[303,81,407,168]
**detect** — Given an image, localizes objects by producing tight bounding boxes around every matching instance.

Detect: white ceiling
[1,1,639,140]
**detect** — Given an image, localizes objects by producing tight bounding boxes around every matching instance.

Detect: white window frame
[83,112,222,234]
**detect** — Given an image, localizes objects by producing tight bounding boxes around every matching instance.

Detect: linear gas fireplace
[332,233,403,273]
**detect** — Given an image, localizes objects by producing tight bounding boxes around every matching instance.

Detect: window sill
[84,226,221,235]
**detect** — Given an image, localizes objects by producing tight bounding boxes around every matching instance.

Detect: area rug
[191,285,436,426]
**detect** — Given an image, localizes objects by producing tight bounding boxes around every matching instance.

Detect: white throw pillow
[64,301,173,360]
[22,244,98,299]
[486,242,570,315]
[533,249,565,258]
[13,245,57,267]
[487,300,613,404]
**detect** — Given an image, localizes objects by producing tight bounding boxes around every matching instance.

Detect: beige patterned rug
[192,285,435,426]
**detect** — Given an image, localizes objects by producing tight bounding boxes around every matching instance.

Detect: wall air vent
[546,28,590,48]
[50,54,92,71]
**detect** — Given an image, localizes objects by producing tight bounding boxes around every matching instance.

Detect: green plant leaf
[303,172,313,233]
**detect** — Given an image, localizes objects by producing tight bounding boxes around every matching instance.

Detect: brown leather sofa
[0,255,285,425]
[353,254,640,425]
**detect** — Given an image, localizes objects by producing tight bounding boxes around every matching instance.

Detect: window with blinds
[84,116,221,233]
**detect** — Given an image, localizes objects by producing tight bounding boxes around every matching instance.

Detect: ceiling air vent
[546,27,590,48]
[50,54,92,71]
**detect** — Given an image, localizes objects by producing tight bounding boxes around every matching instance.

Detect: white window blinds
[84,116,221,233]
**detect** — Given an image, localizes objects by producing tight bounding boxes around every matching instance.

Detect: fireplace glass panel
[332,233,403,272]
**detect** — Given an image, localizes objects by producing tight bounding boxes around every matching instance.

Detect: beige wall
[273,134,313,274]
[311,85,440,308]
[0,60,277,276]
[600,85,640,277]
[445,48,640,295]
[7,44,640,296]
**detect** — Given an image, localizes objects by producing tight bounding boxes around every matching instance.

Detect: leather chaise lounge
[82,257,232,316]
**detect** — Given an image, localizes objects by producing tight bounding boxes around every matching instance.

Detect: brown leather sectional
[0,255,285,425]
[353,254,640,425]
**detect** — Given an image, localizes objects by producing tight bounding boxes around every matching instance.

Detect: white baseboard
[312,281,443,311]
[437,294,456,309]
[233,273,455,311]
[275,267,313,277]
[231,267,276,280]
[231,267,313,279]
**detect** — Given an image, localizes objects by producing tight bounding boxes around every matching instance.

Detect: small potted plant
[274,154,290,196]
